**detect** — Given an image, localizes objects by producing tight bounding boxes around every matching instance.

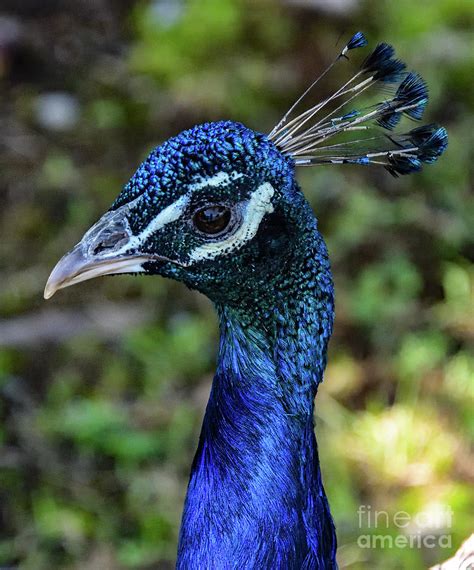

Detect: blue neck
[177,223,337,568]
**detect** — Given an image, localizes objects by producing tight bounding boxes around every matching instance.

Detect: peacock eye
[193,205,232,235]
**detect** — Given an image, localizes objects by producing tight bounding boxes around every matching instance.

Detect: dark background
[0,0,472,568]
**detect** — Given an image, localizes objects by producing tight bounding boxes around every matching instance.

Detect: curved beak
[44,207,152,299]
[44,247,151,300]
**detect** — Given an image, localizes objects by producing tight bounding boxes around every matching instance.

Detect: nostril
[92,241,109,255]
[91,230,129,256]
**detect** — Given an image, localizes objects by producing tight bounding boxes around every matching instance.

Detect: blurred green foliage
[0,0,472,569]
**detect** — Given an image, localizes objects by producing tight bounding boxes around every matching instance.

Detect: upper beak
[44,246,151,299]
[44,207,151,300]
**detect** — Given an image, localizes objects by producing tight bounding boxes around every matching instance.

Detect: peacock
[44,33,447,569]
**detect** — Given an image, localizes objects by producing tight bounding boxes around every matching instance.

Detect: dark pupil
[194,206,231,234]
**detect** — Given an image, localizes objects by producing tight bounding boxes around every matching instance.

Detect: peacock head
[45,32,448,306]
[44,121,303,305]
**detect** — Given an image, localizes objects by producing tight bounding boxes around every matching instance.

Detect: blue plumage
[410,125,449,162]
[44,32,448,569]
[361,42,406,82]
[376,109,402,131]
[179,277,336,567]
[393,72,428,119]
[346,31,368,51]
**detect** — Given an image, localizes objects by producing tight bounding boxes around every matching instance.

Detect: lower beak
[44,205,159,299]
[44,244,150,299]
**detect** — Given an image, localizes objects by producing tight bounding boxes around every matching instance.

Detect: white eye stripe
[188,182,275,263]
[111,175,273,264]
[188,171,244,191]
[114,193,190,255]
[114,171,244,254]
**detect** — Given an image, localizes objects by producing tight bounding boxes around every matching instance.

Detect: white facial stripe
[115,193,190,255]
[188,182,275,263]
[111,172,244,256]
[188,171,244,191]
[96,172,270,268]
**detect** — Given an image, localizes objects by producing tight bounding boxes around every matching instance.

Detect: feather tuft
[269,32,447,177]
[376,109,402,130]
[346,31,368,51]
[373,58,407,83]
[361,44,406,82]
[362,43,394,69]
[409,124,448,162]
[386,155,423,177]
[394,72,428,120]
